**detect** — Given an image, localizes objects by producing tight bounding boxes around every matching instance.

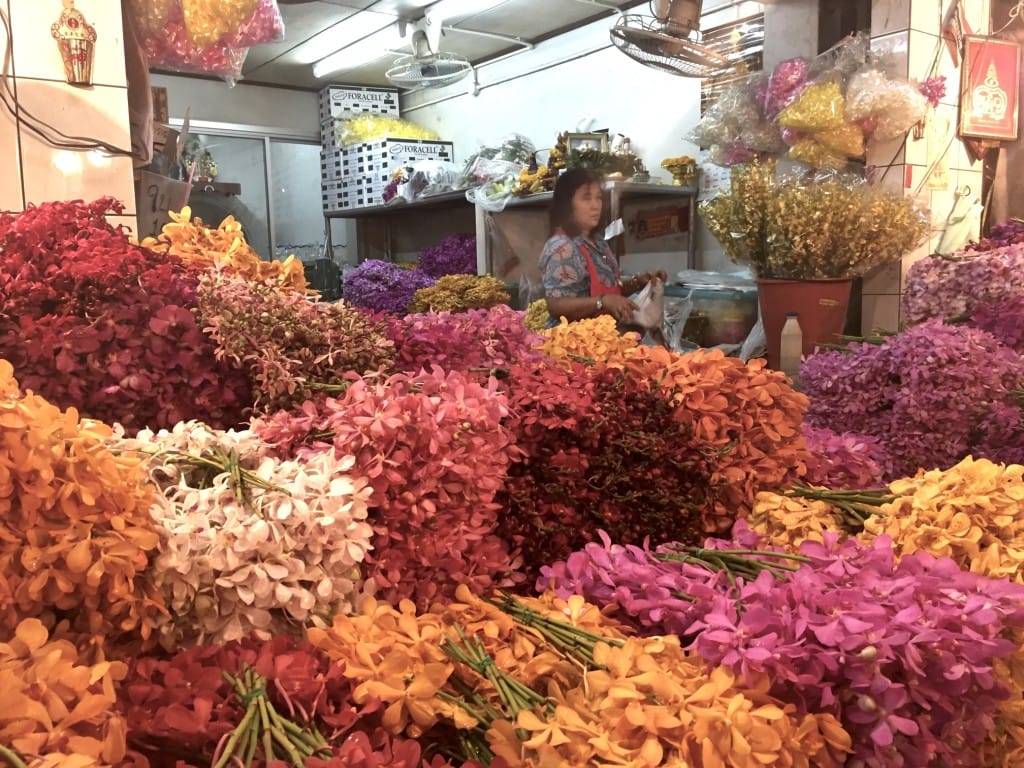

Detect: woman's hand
[624,270,670,294]
[602,293,639,323]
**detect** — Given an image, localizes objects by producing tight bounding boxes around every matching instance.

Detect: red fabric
[571,233,621,298]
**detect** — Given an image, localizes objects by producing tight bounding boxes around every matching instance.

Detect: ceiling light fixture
[294,11,397,64]
[312,24,406,78]
[425,0,507,23]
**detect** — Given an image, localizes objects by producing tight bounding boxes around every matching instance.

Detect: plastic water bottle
[779,312,803,382]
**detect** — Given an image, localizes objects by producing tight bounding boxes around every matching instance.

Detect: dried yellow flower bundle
[140,206,308,292]
[410,274,510,313]
[539,316,640,368]
[523,298,550,332]
[700,158,929,279]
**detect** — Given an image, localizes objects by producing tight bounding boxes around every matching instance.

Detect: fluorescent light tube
[312,26,406,79]
[293,11,397,64]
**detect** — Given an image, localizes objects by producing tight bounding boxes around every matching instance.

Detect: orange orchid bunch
[623,347,812,530]
[140,206,308,293]
[0,618,128,768]
[538,316,641,368]
[311,585,850,767]
[0,360,165,655]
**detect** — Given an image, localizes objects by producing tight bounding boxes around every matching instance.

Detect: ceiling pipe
[442,26,535,50]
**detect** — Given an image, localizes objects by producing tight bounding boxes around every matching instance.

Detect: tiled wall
[862,0,990,332]
[0,0,136,232]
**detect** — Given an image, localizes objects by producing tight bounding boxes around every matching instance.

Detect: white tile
[867,135,906,167]
[910,0,944,34]
[16,80,135,210]
[908,30,941,80]
[871,0,911,36]
[862,259,902,294]
[962,0,991,34]
[9,0,127,88]
[862,293,902,334]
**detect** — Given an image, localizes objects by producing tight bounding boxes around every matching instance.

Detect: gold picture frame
[566,132,609,152]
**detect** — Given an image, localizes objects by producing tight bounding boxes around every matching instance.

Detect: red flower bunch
[496,358,715,574]
[197,270,396,413]
[0,198,250,431]
[254,367,523,608]
[311,729,469,768]
[119,634,365,768]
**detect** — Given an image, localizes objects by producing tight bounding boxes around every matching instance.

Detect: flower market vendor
[539,169,666,327]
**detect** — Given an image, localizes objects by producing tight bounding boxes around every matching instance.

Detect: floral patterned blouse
[539,231,620,300]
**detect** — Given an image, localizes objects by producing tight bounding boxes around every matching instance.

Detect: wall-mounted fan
[611,0,743,78]
[385,11,472,89]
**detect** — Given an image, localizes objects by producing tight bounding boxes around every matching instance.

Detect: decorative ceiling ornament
[51,0,97,86]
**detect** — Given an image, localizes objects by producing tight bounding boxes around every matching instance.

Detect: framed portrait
[958,35,1021,141]
[566,132,609,152]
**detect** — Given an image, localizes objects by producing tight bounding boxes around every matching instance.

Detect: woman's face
[571,182,603,235]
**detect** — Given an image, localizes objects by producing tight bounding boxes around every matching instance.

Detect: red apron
[558,229,622,307]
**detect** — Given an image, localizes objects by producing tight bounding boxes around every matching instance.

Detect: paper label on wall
[698,161,732,201]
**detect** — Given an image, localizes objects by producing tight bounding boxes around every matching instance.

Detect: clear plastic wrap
[689,83,783,166]
[400,160,461,202]
[334,114,440,146]
[130,0,249,84]
[227,0,285,48]
[181,0,261,48]
[845,68,929,143]
[755,57,809,118]
[458,134,536,187]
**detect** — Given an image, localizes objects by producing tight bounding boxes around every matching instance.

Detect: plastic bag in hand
[631,277,665,329]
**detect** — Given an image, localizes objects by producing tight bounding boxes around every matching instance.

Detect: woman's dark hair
[549,168,605,236]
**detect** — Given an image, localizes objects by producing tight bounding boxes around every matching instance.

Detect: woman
[540,169,667,326]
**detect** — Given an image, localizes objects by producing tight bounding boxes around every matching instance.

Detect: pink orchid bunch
[385,305,545,374]
[801,424,888,488]
[903,244,1024,325]
[800,320,1024,478]
[111,420,375,649]
[542,522,1024,767]
[254,367,523,609]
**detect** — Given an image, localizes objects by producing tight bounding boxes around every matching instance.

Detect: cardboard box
[136,170,191,238]
[151,86,169,123]
[318,84,400,122]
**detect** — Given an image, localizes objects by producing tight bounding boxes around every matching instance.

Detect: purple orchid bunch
[970,295,1024,353]
[800,319,1024,478]
[801,424,888,488]
[966,219,1024,252]
[541,522,1024,768]
[342,259,436,315]
[386,305,545,374]
[417,233,478,278]
[903,243,1024,325]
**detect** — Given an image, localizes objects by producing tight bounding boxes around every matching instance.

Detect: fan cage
[611,13,745,78]
[386,52,472,88]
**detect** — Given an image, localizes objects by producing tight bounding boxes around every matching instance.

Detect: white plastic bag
[631,277,665,329]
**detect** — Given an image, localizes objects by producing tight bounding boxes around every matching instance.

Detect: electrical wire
[0,3,135,157]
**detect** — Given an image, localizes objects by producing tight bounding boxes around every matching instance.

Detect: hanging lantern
[51,0,97,86]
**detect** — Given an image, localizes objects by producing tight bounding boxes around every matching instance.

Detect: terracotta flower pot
[757,277,853,369]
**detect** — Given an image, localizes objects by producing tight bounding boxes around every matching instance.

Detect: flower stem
[0,747,28,768]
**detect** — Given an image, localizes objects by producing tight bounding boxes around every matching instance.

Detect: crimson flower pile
[541,522,1024,768]
[0,199,249,431]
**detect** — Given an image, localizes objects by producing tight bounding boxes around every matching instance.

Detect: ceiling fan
[385,9,473,89]
[610,0,756,78]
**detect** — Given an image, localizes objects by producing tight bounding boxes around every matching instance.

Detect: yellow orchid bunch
[538,316,640,369]
[748,492,848,552]
[410,274,510,313]
[140,206,308,293]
